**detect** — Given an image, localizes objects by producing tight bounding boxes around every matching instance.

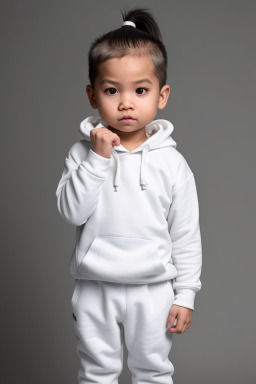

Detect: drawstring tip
[114,185,119,192]
[141,184,147,191]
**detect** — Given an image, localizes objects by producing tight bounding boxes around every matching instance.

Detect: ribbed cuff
[172,288,196,310]
[81,149,111,179]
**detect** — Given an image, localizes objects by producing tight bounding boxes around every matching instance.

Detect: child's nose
[119,94,134,110]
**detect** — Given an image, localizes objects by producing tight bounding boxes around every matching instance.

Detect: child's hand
[90,127,121,158]
[166,304,192,334]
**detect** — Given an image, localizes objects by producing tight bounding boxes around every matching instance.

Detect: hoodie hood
[79,116,177,192]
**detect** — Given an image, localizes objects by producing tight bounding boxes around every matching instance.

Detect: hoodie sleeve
[167,155,202,310]
[56,140,111,226]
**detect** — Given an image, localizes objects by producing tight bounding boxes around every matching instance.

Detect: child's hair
[88,7,168,90]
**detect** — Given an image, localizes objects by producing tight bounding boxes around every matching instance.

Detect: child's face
[86,54,170,132]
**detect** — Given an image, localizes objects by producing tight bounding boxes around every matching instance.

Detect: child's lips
[119,115,136,120]
[119,117,136,121]
[119,118,136,122]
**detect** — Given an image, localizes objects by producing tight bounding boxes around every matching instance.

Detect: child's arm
[56,140,111,226]
[167,155,202,311]
[56,127,120,226]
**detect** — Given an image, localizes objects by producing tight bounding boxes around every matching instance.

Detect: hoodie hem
[69,263,178,285]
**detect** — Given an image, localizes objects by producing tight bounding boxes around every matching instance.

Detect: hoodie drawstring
[111,145,150,192]
[111,148,120,192]
[140,145,150,190]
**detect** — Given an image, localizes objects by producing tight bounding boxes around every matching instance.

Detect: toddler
[56,7,202,384]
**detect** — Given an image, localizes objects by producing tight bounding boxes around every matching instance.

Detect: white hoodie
[56,116,202,310]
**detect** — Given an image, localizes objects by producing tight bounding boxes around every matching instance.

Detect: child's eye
[104,87,149,95]
[104,88,117,95]
[136,87,149,95]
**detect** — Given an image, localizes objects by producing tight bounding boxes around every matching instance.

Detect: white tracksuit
[56,116,202,383]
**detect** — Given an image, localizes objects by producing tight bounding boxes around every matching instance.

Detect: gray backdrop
[1,1,255,383]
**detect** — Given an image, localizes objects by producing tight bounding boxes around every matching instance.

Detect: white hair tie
[122,21,136,28]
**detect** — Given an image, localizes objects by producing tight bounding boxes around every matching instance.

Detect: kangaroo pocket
[78,236,166,283]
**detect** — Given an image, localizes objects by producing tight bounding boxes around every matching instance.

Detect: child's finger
[169,314,186,333]
[167,315,177,330]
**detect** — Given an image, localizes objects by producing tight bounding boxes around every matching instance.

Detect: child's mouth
[120,118,136,122]
[120,116,136,121]
[120,115,135,119]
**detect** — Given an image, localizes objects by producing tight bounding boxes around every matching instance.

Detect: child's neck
[108,126,148,151]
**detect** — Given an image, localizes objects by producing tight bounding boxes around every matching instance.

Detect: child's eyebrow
[100,78,153,86]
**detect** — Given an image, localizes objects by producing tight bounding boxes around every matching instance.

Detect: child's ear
[158,84,171,110]
[86,84,98,109]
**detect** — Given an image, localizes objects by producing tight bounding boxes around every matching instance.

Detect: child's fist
[166,304,192,334]
[90,127,120,158]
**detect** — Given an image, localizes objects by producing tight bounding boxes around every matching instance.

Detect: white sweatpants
[71,279,175,384]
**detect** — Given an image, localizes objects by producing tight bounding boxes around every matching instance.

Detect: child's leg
[123,281,175,384]
[71,279,126,384]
